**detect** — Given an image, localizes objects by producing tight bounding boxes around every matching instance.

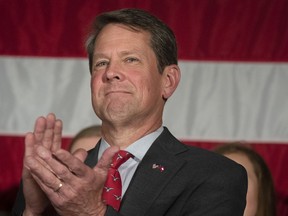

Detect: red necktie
[102,150,133,211]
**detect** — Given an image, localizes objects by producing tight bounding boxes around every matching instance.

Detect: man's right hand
[22,113,62,216]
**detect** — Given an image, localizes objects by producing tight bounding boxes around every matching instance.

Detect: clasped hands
[22,113,118,216]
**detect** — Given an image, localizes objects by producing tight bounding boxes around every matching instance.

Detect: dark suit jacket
[12,127,247,216]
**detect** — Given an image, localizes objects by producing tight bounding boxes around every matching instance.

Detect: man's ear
[162,64,181,100]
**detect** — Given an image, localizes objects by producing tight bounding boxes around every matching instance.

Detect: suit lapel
[84,140,101,167]
[119,128,188,216]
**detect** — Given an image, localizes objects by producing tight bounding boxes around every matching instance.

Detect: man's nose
[105,62,123,81]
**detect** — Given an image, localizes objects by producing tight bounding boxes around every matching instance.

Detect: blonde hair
[214,142,276,216]
[69,125,101,152]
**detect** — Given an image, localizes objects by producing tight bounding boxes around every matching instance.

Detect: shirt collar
[98,126,163,161]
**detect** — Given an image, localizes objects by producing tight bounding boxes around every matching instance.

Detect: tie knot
[111,150,133,169]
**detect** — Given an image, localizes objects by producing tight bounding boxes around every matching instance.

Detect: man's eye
[126,57,139,63]
[95,61,108,67]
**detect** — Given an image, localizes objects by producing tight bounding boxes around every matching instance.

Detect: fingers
[95,146,119,171]
[33,116,47,146]
[30,145,119,190]
[25,151,62,193]
[24,132,51,178]
[25,143,115,214]
[33,146,89,184]
[73,149,88,162]
[27,146,94,200]
[24,132,36,157]
[51,118,63,152]
[52,149,90,179]
[31,113,62,151]
[23,113,63,182]
[25,146,77,201]
[42,113,56,149]
[22,113,75,214]
[26,146,108,216]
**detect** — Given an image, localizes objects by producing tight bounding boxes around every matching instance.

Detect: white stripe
[1,57,288,142]
[0,56,99,136]
[165,61,288,142]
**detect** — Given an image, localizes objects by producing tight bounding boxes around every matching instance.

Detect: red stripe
[0,135,70,210]
[0,135,71,191]
[1,0,288,61]
[1,135,287,214]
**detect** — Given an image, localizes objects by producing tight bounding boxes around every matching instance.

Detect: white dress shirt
[98,126,163,197]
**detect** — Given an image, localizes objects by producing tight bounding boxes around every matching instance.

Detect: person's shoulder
[184,143,239,166]
[187,144,247,177]
[177,144,247,187]
[162,127,243,170]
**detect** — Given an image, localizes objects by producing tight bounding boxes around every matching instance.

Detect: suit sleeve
[11,181,25,216]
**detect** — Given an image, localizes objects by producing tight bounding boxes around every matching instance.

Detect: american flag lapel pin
[152,163,165,172]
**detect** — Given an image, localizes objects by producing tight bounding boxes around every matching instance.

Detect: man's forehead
[95,23,150,44]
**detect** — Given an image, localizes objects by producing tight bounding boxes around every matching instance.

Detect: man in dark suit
[13,8,247,215]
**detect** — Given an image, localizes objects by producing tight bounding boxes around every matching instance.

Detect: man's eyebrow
[119,50,141,55]
[93,53,107,59]
[93,49,145,59]
[121,49,150,59]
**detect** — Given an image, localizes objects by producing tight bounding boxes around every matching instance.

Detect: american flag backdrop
[0,0,288,214]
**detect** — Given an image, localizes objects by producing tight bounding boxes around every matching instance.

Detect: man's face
[90,24,165,126]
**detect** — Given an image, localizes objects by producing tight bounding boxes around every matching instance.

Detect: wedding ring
[54,182,63,192]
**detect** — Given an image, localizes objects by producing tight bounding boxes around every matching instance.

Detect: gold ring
[54,182,63,192]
